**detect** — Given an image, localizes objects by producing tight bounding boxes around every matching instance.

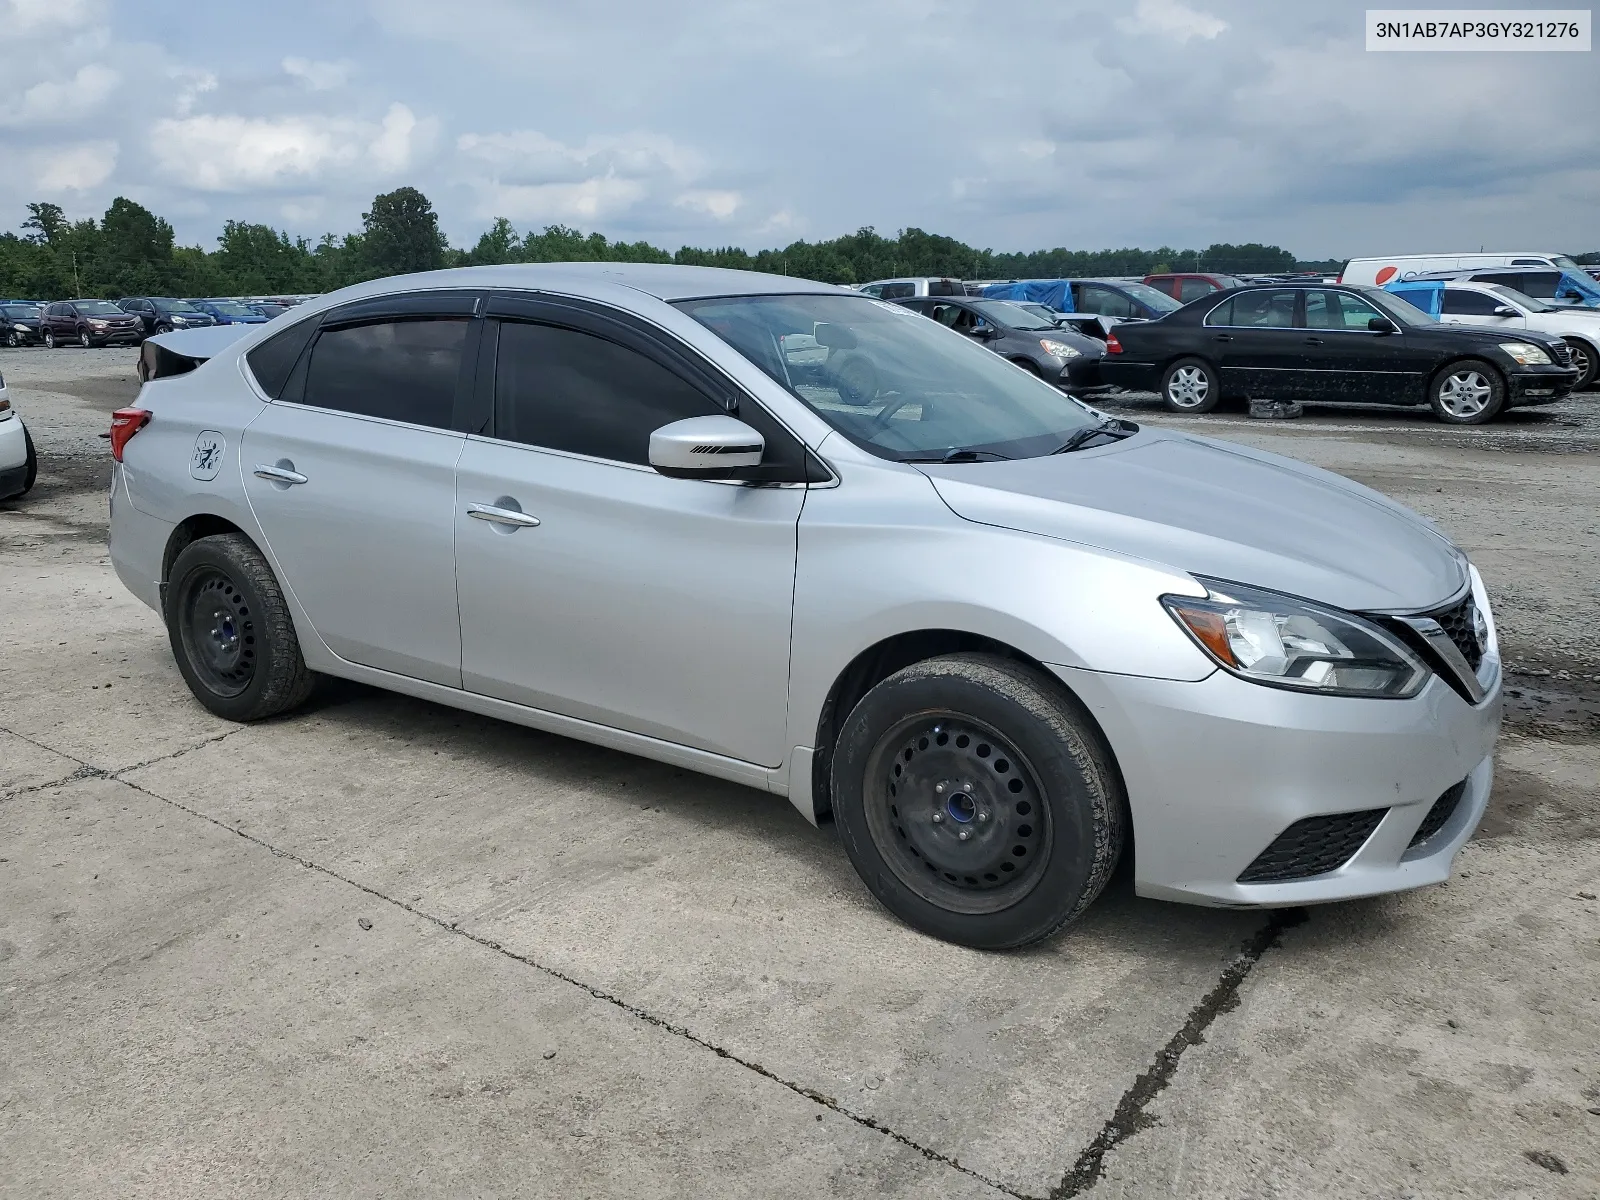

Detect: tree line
[5,184,1569,302]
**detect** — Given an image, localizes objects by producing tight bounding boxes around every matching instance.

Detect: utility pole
[72,252,81,296]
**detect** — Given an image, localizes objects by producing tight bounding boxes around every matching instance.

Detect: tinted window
[1075,284,1137,319]
[926,280,965,297]
[1440,289,1504,316]
[302,318,467,428]
[1219,290,1298,327]
[494,321,720,464]
[247,315,322,400]
[1514,272,1560,299]
[1178,277,1215,302]
[879,283,915,299]
[1305,291,1382,329]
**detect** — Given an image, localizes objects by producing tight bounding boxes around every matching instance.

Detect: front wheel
[78,329,92,348]
[1429,359,1504,424]
[1160,357,1221,413]
[1564,338,1597,391]
[165,533,317,722]
[43,329,56,349]
[5,330,19,348]
[832,653,1126,949]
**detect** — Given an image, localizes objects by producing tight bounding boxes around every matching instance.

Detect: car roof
[297,263,848,307]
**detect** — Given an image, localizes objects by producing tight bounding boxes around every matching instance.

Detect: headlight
[1162,577,1428,698]
[170,315,188,325]
[1499,342,1551,365]
[1039,339,1081,359]
[89,320,107,328]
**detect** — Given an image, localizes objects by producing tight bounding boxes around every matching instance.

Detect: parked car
[1340,252,1590,287]
[1143,273,1246,302]
[188,298,271,326]
[982,279,1183,322]
[109,263,1503,949]
[894,296,1108,393]
[0,370,38,500]
[1400,268,1600,309]
[2,302,45,346]
[858,277,967,299]
[40,299,142,347]
[1099,283,1578,424]
[1384,279,1600,390]
[249,302,290,319]
[116,298,217,338]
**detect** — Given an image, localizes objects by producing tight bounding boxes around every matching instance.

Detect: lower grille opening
[1408,780,1467,849]
[1238,808,1388,883]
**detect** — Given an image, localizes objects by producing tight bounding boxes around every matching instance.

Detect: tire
[78,329,92,348]
[1012,359,1043,377]
[164,533,317,722]
[832,653,1126,950]
[19,428,36,496]
[1563,338,1597,391]
[1429,358,1504,425]
[833,354,880,405]
[5,330,18,348]
[43,328,56,349]
[1160,357,1221,413]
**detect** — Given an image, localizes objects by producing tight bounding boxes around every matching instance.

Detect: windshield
[970,299,1058,330]
[1,304,42,319]
[1487,285,1551,313]
[156,299,203,313]
[1019,303,1060,322]
[1115,281,1183,313]
[676,293,1099,462]
[76,301,125,316]
[1358,286,1437,326]
[205,301,258,317]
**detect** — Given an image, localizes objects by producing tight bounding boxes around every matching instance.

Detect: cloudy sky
[3,0,1596,259]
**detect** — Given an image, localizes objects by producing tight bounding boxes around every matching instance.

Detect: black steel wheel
[833,653,1126,949]
[864,714,1051,913]
[165,533,317,721]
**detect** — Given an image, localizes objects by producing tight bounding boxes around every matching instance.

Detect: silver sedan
[107,264,1502,949]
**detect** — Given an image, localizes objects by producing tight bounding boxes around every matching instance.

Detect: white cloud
[5,0,100,33]
[34,141,118,191]
[1118,0,1227,42]
[369,102,419,171]
[11,63,119,125]
[170,67,218,117]
[481,177,647,222]
[282,56,353,90]
[456,130,701,183]
[675,189,742,220]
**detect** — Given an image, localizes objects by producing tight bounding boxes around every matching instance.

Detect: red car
[1143,273,1246,304]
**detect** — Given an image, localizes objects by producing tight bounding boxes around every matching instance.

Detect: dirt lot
[2,345,1597,1199]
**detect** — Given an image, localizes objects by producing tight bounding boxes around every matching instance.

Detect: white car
[0,370,38,500]
[1391,281,1600,391]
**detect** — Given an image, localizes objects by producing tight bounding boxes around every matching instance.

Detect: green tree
[466,217,521,265]
[359,186,447,279]
[22,201,67,246]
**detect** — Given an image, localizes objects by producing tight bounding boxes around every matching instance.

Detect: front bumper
[0,415,28,473]
[1506,364,1580,407]
[1054,355,1110,394]
[1052,659,1502,908]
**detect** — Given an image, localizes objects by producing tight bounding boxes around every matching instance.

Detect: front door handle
[1213,333,1234,342]
[253,464,308,485]
[1303,336,1324,345]
[467,503,541,529]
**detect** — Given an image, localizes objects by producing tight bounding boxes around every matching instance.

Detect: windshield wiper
[1052,419,1137,454]
[903,447,1012,463]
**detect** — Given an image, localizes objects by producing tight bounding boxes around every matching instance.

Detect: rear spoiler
[137,325,252,382]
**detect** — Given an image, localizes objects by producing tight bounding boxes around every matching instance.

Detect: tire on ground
[1563,337,1597,391]
[1428,358,1505,425]
[1159,356,1222,413]
[831,652,1126,950]
[164,532,317,722]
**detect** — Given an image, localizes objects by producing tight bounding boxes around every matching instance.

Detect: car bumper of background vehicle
[0,416,28,475]
[1098,361,1160,391]
[1048,662,1501,908]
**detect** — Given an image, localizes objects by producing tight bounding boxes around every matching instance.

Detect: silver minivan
[108,264,1501,949]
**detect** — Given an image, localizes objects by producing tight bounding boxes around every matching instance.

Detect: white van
[1341,252,1588,286]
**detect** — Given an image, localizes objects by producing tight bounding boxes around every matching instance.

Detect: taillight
[109,408,150,462]
[1105,333,1123,354]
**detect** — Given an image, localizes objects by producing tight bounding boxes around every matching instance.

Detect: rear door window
[1225,290,1298,327]
[1178,277,1214,302]
[879,283,915,299]
[1440,289,1502,317]
[1075,284,1138,319]
[301,318,469,428]
[1515,271,1561,299]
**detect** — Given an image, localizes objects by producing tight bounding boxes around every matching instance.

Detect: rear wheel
[1160,357,1221,413]
[832,653,1126,949]
[165,533,317,722]
[1429,359,1504,424]
[1563,338,1597,391]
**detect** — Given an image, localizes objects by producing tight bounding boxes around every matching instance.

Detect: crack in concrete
[1048,908,1308,1198]
[0,725,241,803]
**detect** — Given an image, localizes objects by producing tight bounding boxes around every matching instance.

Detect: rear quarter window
[245,316,321,399]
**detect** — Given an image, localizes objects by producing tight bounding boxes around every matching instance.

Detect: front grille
[1428,594,1483,671]
[1408,780,1467,848]
[1238,808,1388,883]
[1550,342,1572,368]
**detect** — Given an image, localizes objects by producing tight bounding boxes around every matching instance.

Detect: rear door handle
[253,464,308,485]
[1213,333,1234,342]
[1303,336,1324,345]
[467,503,541,529]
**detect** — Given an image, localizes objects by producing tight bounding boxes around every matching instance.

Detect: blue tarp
[980,280,1075,312]
[1383,280,1443,317]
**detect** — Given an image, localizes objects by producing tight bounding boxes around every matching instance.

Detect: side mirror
[1492,305,1519,317]
[649,415,764,480]
[969,324,998,339]
[1368,316,1399,334]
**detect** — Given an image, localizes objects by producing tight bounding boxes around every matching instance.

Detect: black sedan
[2,303,45,346]
[895,296,1108,394]
[1099,283,1580,424]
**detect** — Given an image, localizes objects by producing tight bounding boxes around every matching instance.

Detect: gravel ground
[2,346,1597,1199]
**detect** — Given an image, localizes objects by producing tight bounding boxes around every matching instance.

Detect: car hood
[920,429,1466,613]
[1419,322,1565,353]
